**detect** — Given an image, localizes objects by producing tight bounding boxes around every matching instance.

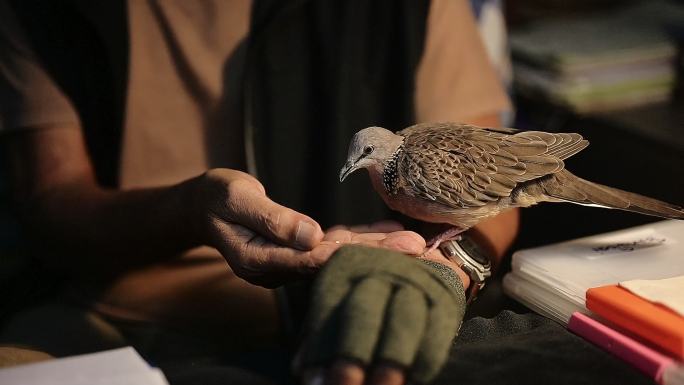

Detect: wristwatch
[438,235,492,304]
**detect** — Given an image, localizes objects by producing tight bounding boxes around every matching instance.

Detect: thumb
[227,190,324,250]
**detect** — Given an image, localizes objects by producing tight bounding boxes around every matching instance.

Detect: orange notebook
[586,285,684,361]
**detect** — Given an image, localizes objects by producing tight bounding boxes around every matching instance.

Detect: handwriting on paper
[591,235,667,254]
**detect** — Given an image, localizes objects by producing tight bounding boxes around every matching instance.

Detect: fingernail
[295,221,316,249]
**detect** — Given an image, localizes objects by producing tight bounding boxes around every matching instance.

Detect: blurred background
[503,0,684,250]
[1,0,683,321]
[465,0,684,315]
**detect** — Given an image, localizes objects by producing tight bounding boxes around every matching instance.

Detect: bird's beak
[339,160,357,182]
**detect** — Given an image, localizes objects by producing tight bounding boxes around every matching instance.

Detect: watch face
[460,237,490,265]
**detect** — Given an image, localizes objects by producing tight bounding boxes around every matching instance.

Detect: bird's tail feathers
[542,170,684,220]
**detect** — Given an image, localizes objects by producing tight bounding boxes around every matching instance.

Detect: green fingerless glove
[297,245,466,384]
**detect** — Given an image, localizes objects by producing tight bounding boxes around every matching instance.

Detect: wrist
[438,235,492,304]
[177,173,212,247]
[452,263,471,289]
[422,249,471,289]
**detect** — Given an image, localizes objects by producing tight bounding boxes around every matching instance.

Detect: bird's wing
[398,122,519,136]
[397,123,589,208]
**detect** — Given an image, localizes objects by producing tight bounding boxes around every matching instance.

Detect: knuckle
[225,178,250,198]
[228,171,265,195]
[249,178,266,195]
[297,252,324,275]
[233,256,282,288]
[231,264,250,280]
[233,254,265,279]
[224,196,245,220]
[260,210,283,236]
[247,253,268,271]
[203,168,224,180]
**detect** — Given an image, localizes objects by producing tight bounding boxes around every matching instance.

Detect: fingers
[209,220,321,286]
[304,361,405,385]
[326,360,365,385]
[323,230,426,255]
[367,220,405,232]
[337,278,392,362]
[325,361,405,385]
[367,363,406,385]
[320,285,424,385]
[212,216,425,286]
[364,287,425,385]
[379,232,426,255]
[301,278,395,385]
[213,222,410,286]
[410,301,460,384]
[375,286,428,366]
[224,181,324,250]
[327,220,405,234]
[296,248,463,385]
[348,220,404,233]
[318,360,405,385]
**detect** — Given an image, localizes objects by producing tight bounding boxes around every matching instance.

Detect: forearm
[19,176,199,273]
[2,125,201,274]
[469,208,520,270]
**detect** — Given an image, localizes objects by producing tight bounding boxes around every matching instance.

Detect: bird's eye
[363,145,374,155]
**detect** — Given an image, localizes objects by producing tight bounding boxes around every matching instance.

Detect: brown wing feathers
[397,124,579,208]
[544,170,684,219]
[396,122,683,220]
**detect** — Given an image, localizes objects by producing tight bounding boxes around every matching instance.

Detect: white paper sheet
[620,275,684,316]
[0,347,169,385]
[505,220,684,324]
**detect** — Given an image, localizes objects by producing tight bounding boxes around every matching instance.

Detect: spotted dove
[339,122,684,252]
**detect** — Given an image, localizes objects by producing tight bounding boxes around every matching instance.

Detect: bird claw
[423,227,465,256]
[422,242,443,257]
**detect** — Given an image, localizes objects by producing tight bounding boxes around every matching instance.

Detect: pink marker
[568,312,682,385]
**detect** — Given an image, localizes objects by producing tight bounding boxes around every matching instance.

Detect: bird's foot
[423,227,465,256]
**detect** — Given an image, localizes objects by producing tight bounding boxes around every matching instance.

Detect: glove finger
[409,300,461,384]
[374,285,428,367]
[298,276,355,369]
[308,270,354,327]
[336,277,393,365]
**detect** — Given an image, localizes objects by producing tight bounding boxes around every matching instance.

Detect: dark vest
[10,0,429,227]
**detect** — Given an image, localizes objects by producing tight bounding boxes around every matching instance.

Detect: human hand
[296,246,467,385]
[187,169,426,287]
[328,223,471,289]
[323,221,426,256]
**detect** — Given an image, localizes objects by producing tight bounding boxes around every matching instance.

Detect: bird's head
[339,126,404,182]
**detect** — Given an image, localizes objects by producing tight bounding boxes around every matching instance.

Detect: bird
[339,122,684,254]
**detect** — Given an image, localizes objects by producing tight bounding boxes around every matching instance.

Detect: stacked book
[510,1,684,113]
[504,220,684,384]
